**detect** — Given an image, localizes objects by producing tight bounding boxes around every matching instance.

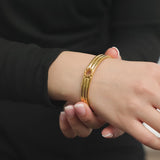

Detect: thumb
[101,125,124,138]
[104,47,121,60]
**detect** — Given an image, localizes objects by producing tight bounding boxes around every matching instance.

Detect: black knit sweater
[0,0,159,159]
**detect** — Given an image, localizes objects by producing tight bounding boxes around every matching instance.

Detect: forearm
[0,37,65,106]
[48,51,95,103]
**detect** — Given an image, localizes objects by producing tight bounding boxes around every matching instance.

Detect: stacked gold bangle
[81,54,111,106]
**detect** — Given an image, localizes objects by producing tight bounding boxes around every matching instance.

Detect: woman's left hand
[60,101,124,138]
[59,47,124,138]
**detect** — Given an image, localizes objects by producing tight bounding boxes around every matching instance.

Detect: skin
[48,47,160,150]
[59,47,124,139]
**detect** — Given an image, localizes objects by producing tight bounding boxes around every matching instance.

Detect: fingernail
[112,47,120,56]
[102,133,113,138]
[74,103,86,116]
[64,105,74,118]
[60,111,66,121]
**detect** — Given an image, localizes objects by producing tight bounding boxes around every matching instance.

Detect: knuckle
[133,80,151,95]
[133,79,156,99]
[127,99,140,112]
[77,129,92,138]
[81,116,92,125]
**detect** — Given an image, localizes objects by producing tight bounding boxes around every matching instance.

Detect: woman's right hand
[88,57,160,150]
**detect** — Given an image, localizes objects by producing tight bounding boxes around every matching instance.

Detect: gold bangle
[81,54,111,106]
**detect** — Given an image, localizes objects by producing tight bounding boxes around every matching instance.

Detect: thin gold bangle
[81,54,111,106]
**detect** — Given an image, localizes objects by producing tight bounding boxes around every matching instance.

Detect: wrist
[48,51,94,103]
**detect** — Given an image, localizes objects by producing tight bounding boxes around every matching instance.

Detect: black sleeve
[0,37,65,107]
[111,0,160,62]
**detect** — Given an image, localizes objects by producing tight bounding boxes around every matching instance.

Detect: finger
[59,111,76,138]
[74,102,105,129]
[125,119,160,150]
[104,47,121,59]
[138,104,160,135]
[64,105,92,137]
[101,125,124,138]
[143,122,160,138]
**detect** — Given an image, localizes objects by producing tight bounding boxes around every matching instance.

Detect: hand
[59,47,124,138]
[88,55,160,150]
[60,102,124,138]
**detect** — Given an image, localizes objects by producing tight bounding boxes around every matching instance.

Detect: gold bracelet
[81,54,111,106]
